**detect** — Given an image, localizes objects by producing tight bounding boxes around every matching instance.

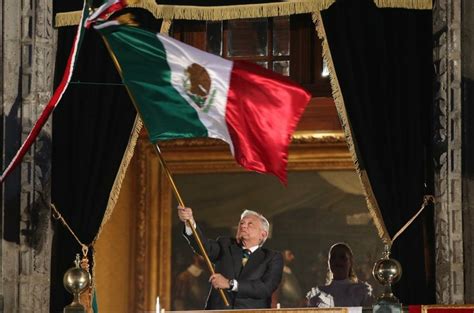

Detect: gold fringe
[132,0,336,21]
[56,11,82,27]
[312,11,390,242]
[93,116,143,243]
[55,0,336,27]
[374,0,432,9]
[160,19,172,35]
[116,13,140,26]
[55,0,431,27]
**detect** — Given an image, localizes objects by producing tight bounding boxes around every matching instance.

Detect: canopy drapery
[317,0,434,303]
[51,0,433,310]
[51,9,163,311]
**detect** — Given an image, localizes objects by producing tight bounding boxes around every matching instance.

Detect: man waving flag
[95,16,311,184]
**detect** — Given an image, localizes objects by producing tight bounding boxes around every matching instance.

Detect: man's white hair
[240,210,270,244]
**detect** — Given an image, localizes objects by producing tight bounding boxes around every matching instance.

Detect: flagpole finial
[85,0,96,15]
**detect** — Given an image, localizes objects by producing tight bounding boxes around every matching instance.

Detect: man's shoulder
[259,247,284,260]
[260,246,281,253]
[216,236,238,245]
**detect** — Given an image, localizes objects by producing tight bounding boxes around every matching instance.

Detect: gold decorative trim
[132,139,173,311]
[156,131,345,148]
[292,130,345,143]
[160,19,172,34]
[156,163,172,310]
[93,116,143,243]
[151,133,353,174]
[312,11,390,242]
[374,0,432,9]
[156,137,234,147]
[55,0,431,28]
[134,140,148,313]
[55,11,81,27]
[421,305,474,313]
[55,0,336,27]
[130,0,336,21]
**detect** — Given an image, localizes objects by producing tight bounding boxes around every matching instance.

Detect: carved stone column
[433,0,464,304]
[461,0,474,303]
[0,0,56,312]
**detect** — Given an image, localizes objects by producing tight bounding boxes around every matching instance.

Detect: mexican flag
[85,0,128,28]
[96,21,311,184]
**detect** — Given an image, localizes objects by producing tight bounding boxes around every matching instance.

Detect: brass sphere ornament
[372,244,402,304]
[63,254,91,313]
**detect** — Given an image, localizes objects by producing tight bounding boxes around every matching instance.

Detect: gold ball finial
[372,244,402,303]
[63,254,91,313]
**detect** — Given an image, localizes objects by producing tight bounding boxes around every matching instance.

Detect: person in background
[306,242,373,307]
[178,206,283,310]
[174,254,209,310]
[274,249,305,308]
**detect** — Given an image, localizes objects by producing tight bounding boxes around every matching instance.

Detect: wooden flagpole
[153,144,231,306]
[100,32,230,307]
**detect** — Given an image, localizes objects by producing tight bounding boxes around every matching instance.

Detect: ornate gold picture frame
[130,132,354,311]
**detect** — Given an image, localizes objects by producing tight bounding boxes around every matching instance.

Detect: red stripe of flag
[85,0,126,28]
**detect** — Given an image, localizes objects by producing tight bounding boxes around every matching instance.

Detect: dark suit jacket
[184,226,283,310]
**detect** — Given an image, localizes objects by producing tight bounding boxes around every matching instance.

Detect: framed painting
[125,132,384,311]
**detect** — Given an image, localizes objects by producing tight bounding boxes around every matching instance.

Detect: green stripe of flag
[101,25,208,142]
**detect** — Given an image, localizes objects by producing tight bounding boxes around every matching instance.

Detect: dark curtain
[50,11,162,313]
[321,0,434,304]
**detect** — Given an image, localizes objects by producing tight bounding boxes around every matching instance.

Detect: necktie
[242,249,251,266]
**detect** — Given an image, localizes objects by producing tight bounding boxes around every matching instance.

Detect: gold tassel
[312,11,390,242]
[374,0,432,9]
[79,255,94,313]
